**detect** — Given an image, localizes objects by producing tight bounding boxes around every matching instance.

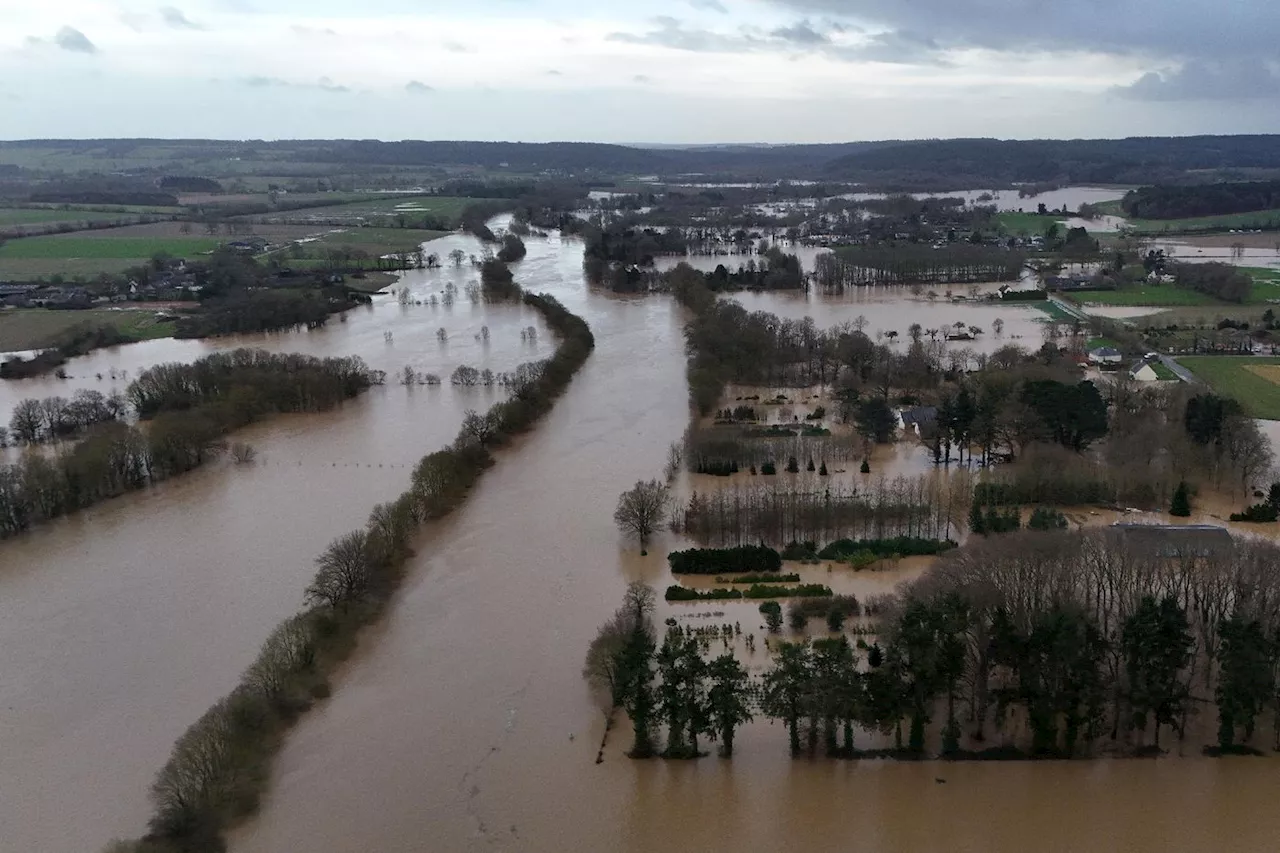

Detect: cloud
[160,6,205,30]
[52,26,98,54]
[443,40,473,53]
[292,24,338,37]
[238,76,348,93]
[405,80,434,94]
[831,30,947,65]
[633,74,652,83]
[689,0,728,11]
[769,21,827,46]
[1114,60,1280,102]
[762,0,1280,63]
[545,69,563,76]
[608,16,945,64]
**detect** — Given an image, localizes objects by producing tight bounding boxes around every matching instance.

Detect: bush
[761,460,777,475]
[1028,507,1068,530]
[780,540,819,561]
[759,601,783,632]
[668,545,782,574]
[721,572,802,584]
[1170,481,1192,517]
[817,538,955,560]
[1229,503,1279,523]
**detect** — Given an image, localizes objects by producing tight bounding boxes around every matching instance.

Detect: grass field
[1125,209,1280,235]
[1179,356,1280,419]
[254,195,488,228]
[0,235,222,260]
[1150,361,1178,380]
[264,226,448,259]
[1074,287,1218,307]
[997,211,1062,235]
[0,308,176,351]
[0,208,149,227]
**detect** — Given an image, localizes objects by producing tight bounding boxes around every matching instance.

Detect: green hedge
[667,544,782,574]
[665,583,833,601]
[817,537,955,560]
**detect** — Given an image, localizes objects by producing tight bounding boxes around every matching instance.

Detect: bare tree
[460,408,500,446]
[305,530,372,609]
[614,480,670,554]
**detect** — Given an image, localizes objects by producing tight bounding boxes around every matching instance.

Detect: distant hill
[822,136,1280,186]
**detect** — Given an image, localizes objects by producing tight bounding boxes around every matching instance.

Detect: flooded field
[10,223,1280,853]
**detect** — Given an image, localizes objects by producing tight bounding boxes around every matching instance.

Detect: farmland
[1070,287,1218,308]
[0,208,154,227]
[245,195,489,228]
[1179,356,1280,419]
[0,308,176,352]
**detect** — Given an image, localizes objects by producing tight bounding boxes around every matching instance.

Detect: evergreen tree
[706,653,753,757]
[1170,481,1192,517]
[762,642,812,756]
[969,501,987,535]
[860,459,871,474]
[1216,614,1276,750]
[1122,595,1193,749]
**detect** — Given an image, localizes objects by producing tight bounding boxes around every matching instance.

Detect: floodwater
[0,231,554,852]
[11,223,1280,852]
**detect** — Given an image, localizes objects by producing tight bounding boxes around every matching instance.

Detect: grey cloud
[1114,60,1280,102]
[239,76,348,93]
[770,21,827,46]
[545,69,563,76]
[689,0,728,11]
[832,30,947,65]
[292,24,338,37]
[608,17,944,64]
[405,80,435,94]
[763,0,1280,62]
[634,74,652,83]
[160,6,205,30]
[443,40,473,53]
[54,27,98,54]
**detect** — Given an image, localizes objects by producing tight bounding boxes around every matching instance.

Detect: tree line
[115,267,595,853]
[1123,181,1280,220]
[815,245,1025,288]
[592,526,1280,763]
[0,350,379,540]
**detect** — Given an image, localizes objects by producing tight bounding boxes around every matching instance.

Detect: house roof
[899,406,938,426]
[1090,346,1121,357]
[1112,523,1233,558]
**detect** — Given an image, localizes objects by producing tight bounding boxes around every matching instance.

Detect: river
[8,226,1280,852]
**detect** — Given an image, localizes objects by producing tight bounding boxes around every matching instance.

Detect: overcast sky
[2,0,1277,142]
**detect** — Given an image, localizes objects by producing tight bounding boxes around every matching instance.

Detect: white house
[1088,346,1123,365]
[1129,360,1160,382]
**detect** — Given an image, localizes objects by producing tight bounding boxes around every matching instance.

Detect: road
[1159,353,1199,383]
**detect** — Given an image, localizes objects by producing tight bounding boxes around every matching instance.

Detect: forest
[0,350,379,539]
[592,525,1280,762]
[1123,181,1280,220]
[816,245,1026,288]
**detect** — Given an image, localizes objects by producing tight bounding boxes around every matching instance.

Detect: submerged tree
[614,479,670,554]
[762,641,812,756]
[706,653,753,757]
[1122,595,1193,749]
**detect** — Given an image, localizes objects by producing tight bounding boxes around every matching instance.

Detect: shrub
[761,460,777,475]
[1170,481,1192,517]
[817,538,955,560]
[780,540,819,561]
[760,601,783,632]
[668,545,782,574]
[1229,503,1279,523]
[1028,507,1068,530]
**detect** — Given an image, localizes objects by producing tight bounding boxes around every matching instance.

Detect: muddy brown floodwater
[224,233,1280,853]
[8,224,1280,852]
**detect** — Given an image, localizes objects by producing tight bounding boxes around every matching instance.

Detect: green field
[1125,209,1280,235]
[266,227,448,259]
[0,308,176,351]
[1179,357,1280,419]
[259,196,490,228]
[0,208,149,227]
[997,211,1063,236]
[1073,287,1217,307]
[1150,361,1178,380]
[0,235,222,260]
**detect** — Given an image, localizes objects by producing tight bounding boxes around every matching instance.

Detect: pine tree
[860,459,871,474]
[1170,481,1192,517]
[969,501,987,535]
[818,461,828,476]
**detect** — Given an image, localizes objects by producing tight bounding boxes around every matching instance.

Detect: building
[897,406,937,435]
[1112,523,1233,558]
[1129,360,1159,382]
[1088,346,1123,365]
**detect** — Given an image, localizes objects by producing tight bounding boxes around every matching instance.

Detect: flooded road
[9,224,1280,852]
